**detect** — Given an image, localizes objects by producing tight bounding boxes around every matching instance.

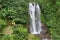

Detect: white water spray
[29,3,42,34]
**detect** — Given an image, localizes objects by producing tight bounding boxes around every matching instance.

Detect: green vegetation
[0,0,60,40]
[37,0,60,40]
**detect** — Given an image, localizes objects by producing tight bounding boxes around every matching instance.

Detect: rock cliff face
[28,23,51,40]
[35,23,51,40]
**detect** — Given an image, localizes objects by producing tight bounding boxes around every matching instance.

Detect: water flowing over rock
[29,3,42,34]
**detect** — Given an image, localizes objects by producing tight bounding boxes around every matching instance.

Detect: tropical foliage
[0,0,60,40]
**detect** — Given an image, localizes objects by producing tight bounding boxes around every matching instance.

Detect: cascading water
[29,3,42,34]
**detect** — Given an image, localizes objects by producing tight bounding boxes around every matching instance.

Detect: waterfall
[29,3,42,34]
